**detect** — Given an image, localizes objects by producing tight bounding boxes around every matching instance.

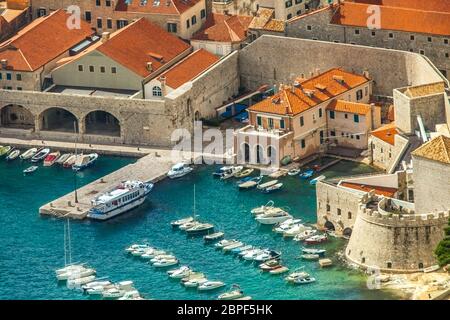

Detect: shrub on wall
[435,218,450,267]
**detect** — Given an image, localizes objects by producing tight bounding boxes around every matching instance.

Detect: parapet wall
[346,204,449,273]
[239,36,444,97]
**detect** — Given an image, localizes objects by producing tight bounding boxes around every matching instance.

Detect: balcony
[237,125,293,140]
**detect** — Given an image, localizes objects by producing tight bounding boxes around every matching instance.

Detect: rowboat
[269,266,289,275]
[257,180,278,190]
[310,175,326,185]
[0,145,12,157]
[288,168,300,176]
[261,182,283,193]
[43,151,60,167]
[23,166,38,175]
[238,176,263,189]
[73,153,98,171]
[269,170,286,178]
[299,169,314,179]
[20,147,38,160]
[301,254,320,261]
[203,232,224,242]
[56,153,72,165]
[6,149,20,161]
[31,148,50,163]
[234,168,254,178]
[63,154,78,168]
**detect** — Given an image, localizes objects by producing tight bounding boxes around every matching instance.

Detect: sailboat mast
[63,223,67,267]
[67,218,72,265]
[73,121,78,203]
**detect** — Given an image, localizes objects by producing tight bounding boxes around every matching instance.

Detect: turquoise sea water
[0,156,396,300]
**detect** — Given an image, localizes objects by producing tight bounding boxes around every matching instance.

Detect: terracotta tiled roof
[248,68,370,116]
[412,135,450,165]
[0,10,94,72]
[96,18,191,78]
[159,49,219,89]
[370,122,398,146]
[404,82,446,98]
[249,7,285,32]
[350,0,450,13]
[115,0,201,15]
[331,2,450,36]
[341,182,398,197]
[327,100,371,115]
[192,13,252,43]
[288,5,335,23]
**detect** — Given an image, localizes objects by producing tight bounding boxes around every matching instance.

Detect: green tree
[435,218,450,267]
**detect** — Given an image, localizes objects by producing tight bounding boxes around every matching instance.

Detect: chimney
[0,59,7,69]
[101,32,110,43]
[146,62,153,72]
[363,70,370,79]
[315,68,321,76]
[159,76,167,96]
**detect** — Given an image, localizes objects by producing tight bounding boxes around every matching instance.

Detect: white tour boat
[87,180,154,220]
[167,163,193,179]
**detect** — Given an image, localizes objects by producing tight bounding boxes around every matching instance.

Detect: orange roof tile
[192,13,252,43]
[248,68,370,116]
[332,2,450,36]
[341,182,398,197]
[327,100,371,115]
[350,0,450,13]
[370,122,398,145]
[288,5,335,23]
[0,10,94,72]
[115,0,201,15]
[159,49,219,89]
[96,18,191,78]
[249,7,285,32]
[412,135,450,165]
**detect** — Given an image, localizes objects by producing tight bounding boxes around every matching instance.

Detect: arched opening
[343,227,352,237]
[267,145,277,165]
[324,220,335,231]
[241,143,250,162]
[418,263,424,269]
[255,145,264,164]
[194,110,201,121]
[0,104,34,129]
[186,98,192,116]
[85,110,120,137]
[40,107,78,133]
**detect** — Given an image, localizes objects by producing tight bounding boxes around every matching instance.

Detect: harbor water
[0,156,396,300]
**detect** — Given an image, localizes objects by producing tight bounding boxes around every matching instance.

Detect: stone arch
[40,107,79,133]
[241,142,250,162]
[255,144,264,164]
[267,145,277,165]
[343,227,352,237]
[324,220,336,231]
[194,110,201,121]
[84,110,121,137]
[0,104,34,129]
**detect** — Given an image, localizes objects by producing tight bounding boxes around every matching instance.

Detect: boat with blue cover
[299,169,314,179]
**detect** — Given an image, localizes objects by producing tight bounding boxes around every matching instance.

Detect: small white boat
[125,244,152,253]
[141,249,166,260]
[285,269,310,283]
[43,151,60,166]
[73,153,98,171]
[234,296,252,300]
[171,217,194,228]
[242,249,264,261]
[67,275,96,288]
[181,272,205,283]
[118,290,142,300]
[269,266,289,275]
[23,166,38,175]
[304,234,328,245]
[302,248,326,255]
[152,259,179,268]
[150,254,176,263]
[20,147,38,160]
[310,175,326,185]
[184,277,208,288]
[231,244,253,254]
[186,223,214,234]
[179,221,201,231]
[58,267,96,281]
[220,166,244,180]
[6,149,20,161]
[251,200,275,215]
[257,180,278,190]
[56,153,72,165]
[204,232,224,242]
[31,148,50,162]
[283,224,311,238]
[82,280,112,291]
[222,241,244,252]
[255,210,292,225]
[293,275,316,284]
[259,259,280,271]
[167,162,193,179]
[234,168,254,178]
[301,254,320,261]
[293,229,317,241]
[198,281,225,291]
[261,182,283,193]
[214,239,238,249]
[218,285,244,300]
[253,250,281,263]
[273,219,302,234]
[102,287,125,299]
[55,264,86,276]
[288,168,300,176]
[238,176,263,189]
[167,266,191,279]
[86,284,114,295]
[63,154,77,168]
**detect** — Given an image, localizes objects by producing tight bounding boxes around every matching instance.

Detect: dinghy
[288,168,300,176]
[23,166,38,175]
[43,151,60,166]
[63,154,77,168]
[234,168,254,178]
[56,153,72,165]
[6,149,20,161]
[257,180,278,190]
[20,147,38,160]
[73,153,98,171]
[31,148,50,163]
[203,232,224,242]
[299,169,314,179]
[0,145,12,157]
[238,176,263,189]
[261,182,283,194]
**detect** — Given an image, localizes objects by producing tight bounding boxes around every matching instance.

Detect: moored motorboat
[220,166,243,180]
[171,216,194,228]
[150,254,177,263]
[238,176,263,189]
[257,180,278,190]
[283,224,311,238]
[57,267,96,281]
[293,275,316,284]
[253,250,281,263]
[203,232,224,242]
[231,245,252,254]
[198,281,225,291]
[255,210,292,225]
[141,249,166,259]
[217,285,244,300]
[87,180,153,220]
[301,253,320,261]
[23,166,38,175]
[72,153,98,171]
[167,266,191,279]
[185,223,214,234]
[184,277,208,288]
[56,153,72,165]
[250,200,275,215]
[214,239,238,249]
[299,169,314,179]
[152,258,179,268]
[222,241,244,252]
[304,234,328,245]
[285,268,309,283]
[0,145,12,157]
[6,149,20,161]
[301,248,326,255]
[125,244,152,253]
[67,275,97,289]
[234,168,254,178]
[288,168,300,176]
[31,148,50,162]
[167,162,193,179]
[261,182,283,193]
[273,219,302,234]
[118,290,143,300]
[43,151,60,166]
[179,221,201,231]
[242,248,264,261]
[293,229,317,241]
[63,154,77,168]
[259,259,280,271]
[269,266,289,275]
[20,147,38,160]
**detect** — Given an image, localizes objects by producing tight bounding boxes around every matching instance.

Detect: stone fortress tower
[346,136,450,272]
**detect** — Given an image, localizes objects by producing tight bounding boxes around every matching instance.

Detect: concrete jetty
[39,151,175,219]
